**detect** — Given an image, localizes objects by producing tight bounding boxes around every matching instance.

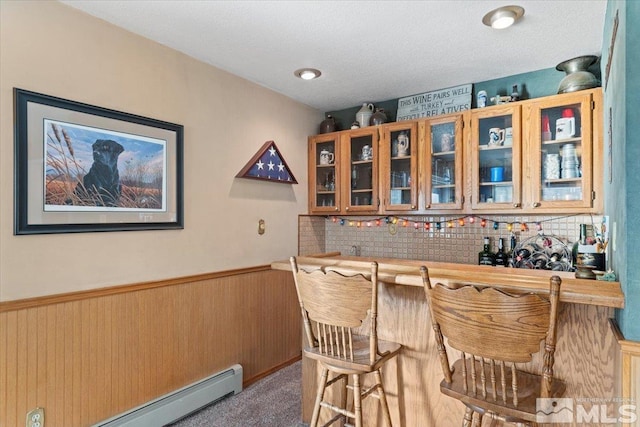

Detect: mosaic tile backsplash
[299,214,605,266]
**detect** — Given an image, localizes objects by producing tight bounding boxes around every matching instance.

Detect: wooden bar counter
[272,254,624,427]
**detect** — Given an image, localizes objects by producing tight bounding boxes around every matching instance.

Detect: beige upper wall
[0,1,321,301]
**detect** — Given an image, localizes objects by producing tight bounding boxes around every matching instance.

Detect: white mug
[319,149,334,165]
[488,127,505,146]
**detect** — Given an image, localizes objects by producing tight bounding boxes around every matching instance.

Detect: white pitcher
[356,103,374,128]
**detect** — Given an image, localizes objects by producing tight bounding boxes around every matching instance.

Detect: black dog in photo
[75,139,124,206]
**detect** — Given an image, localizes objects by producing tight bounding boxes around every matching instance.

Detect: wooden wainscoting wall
[0,267,301,427]
[612,320,640,426]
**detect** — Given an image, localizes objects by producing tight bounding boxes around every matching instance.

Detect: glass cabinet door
[309,134,340,213]
[424,114,464,210]
[471,105,522,209]
[528,92,593,209]
[343,128,379,213]
[380,122,417,211]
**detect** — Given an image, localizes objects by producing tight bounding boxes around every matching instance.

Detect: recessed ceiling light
[482,5,525,30]
[294,68,321,80]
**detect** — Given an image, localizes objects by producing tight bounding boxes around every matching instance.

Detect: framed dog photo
[13,88,184,234]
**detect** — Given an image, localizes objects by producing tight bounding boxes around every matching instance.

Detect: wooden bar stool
[290,256,402,427]
[420,267,564,427]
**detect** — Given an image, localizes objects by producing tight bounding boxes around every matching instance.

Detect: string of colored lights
[327,213,586,233]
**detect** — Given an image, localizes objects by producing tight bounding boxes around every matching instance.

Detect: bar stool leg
[463,406,474,427]
[311,367,329,427]
[352,373,363,427]
[373,369,393,426]
[340,374,349,425]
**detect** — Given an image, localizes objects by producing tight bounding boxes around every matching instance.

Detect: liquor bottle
[572,224,587,265]
[478,237,496,266]
[494,237,507,267]
[506,233,517,267]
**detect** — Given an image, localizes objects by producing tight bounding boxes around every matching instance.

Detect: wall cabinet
[521,89,602,212]
[469,104,522,210]
[310,115,465,215]
[379,121,418,212]
[422,114,465,210]
[308,88,602,215]
[308,128,379,215]
[342,128,380,214]
[467,89,602,213]
[308,132,341,213]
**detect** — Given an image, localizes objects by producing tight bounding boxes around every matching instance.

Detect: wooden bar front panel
[302,282,617,427]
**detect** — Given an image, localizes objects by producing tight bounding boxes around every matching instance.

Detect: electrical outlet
[26,407,44,427]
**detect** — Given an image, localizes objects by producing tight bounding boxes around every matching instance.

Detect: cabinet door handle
[411,205,416,209]
[532,202,540,208]
[334,207,339,212]
[345,206,350,211]
[513,203,521,208]
[425,204,431,209]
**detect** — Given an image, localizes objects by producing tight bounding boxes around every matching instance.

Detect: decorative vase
[369,108,387,126]
[556,55,600,94]
[356,103,374,128]
[319,114,336,134]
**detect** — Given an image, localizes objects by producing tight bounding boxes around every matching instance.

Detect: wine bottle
[506,233,517,267]
[494,237,507,267]
[478,237,496,266]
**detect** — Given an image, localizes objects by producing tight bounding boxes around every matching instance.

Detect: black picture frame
[14,88,184,234]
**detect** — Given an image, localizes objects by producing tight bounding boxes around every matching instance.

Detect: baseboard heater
[93,364,243,427]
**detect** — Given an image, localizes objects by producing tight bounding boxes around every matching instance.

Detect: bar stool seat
[290,256,401,427]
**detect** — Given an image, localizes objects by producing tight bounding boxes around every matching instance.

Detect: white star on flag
[278,163,285,172]
[267,161,275,170]
[268,147,277,156]
[256,160,264,170]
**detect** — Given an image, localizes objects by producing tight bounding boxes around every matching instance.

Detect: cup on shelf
[488,128,505,146]
[319,149,334,165]
[490,166,504,182]
[493,185,512,203]
[361,145,372,161]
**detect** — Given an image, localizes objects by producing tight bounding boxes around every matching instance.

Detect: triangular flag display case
[236,140,298,184]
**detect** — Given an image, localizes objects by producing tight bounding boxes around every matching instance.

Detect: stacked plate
[561,144,580,179]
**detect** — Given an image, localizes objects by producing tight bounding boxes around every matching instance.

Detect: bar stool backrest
[421,266,562,407]
[290,257,379,366]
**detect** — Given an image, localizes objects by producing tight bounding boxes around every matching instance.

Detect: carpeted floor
[168,360,307,427]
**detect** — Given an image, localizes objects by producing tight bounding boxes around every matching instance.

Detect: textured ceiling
[59,0,606,112]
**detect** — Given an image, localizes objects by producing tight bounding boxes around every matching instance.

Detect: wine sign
[396,84,472,121]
